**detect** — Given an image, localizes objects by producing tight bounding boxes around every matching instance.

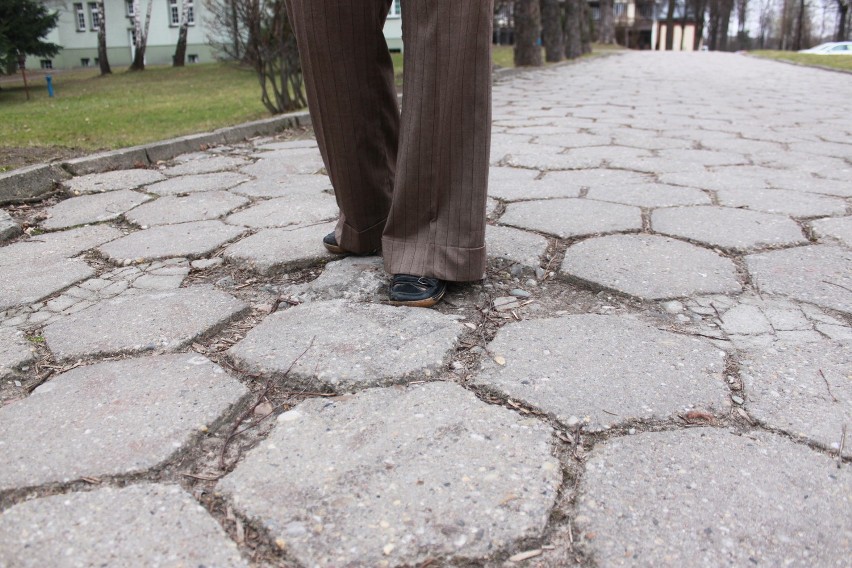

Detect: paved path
[1,52,850,567]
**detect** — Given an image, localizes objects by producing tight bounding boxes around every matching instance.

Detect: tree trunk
[173,0,191,66]
[691,0,708,50]
[540,0,564,62]
[96,1,111,74]
[836,0,849,41]
[129,0,152,71]
[514,0,543,66]
[564,0,582,59]
[580,0,593,53]
[665,0,677,50]
[707,0,720,50]
[230,0,242,59]
[599,0,615,43]
[718,0,734,50]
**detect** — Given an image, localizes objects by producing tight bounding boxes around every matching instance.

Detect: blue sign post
[45,75,54,97]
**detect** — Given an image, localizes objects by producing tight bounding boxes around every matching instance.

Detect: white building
[27,0,404,71]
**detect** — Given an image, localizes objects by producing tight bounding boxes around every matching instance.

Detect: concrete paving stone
[287,256,386,303]
[223,221,335,275]
[740,340,852,457]
[610,130,694,150]
[0,259,95,312]
[587,182,712,208]
[716,187,848,218]
[652,206,807,251]
[501,198,641,239]
[228,299,463,390]
[0,164,71,204]
[229,173,333,198]
[218,382,560,567]
[760,303,811,331]
[0,328,34,380]
[575,428,851,567]
[775,329,824,343]
[2,225,123,261]
[241,149,325,177]
[811,216,852,247]
[125,191,249,227]
[62,169,165,195]
[719,304,773,335]
[475,314,728,431]
[42,287,248,360]
[817,323,852,340]
[41,190,152,230]
[504,150,605,171]
[162,154,250,176]
[254,139,318,151]
[0,354,247,490]
[529,132,612,148]
[485,224,548,269]
[746,245,852,315]
[487,167,541,201]
[131,273,187,291]
[763,169,852,198]
[144,172,250,196]
[0,484,248,568]
[98,220,246,263]
[659,168,772,192]
[561,234,742,300]
[0,209,21,242]
[225,193,338,229]
[657,148,749,168]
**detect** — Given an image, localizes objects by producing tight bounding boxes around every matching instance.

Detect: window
[126,0,135,17]
[169,0,195,26]
[81,57,91,67]
[40,60,53,69]
[88,3,100,30]
[388,0,401,17]
[188,54,199,63]
[74,3,86,31]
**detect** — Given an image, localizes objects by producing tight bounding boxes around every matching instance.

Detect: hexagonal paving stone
[225,194,338,228]
[42,190,152,230]
[475,314,728,431]
[716,187,848,218]
[0,354,247,490]
[812,216,852,247]
[487,167,541,201]
[486,224,548,270]
[62,169,165,194]
[240,149,325,177]
[740,340,851,457]
[98,220,246,263]
[230,174,333,198]
[125,191,249,227]
[162,155,250,176]
[223,221,335,275]
[287,256,386,303]
[144,172,250,196]
[561,234,742,300]
[0,328,35,380]
[501,199,641,239]
[575,429,852,567]
[652,206,806,251]
[43,287,248,361]
[218,382,560,567]
[746,245,852,315]
[0,484,248,568]
[587,183,712,208]
[227,299,463,391]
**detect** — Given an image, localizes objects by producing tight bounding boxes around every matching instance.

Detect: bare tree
[514,0,543,66]
[756,0,774,47]
[664,0,677,50]
[95,0,111,74]
[174,0,191,66]
[580,0,593,53]
[736,0,750,48]
[837,0,850,40]
[129,0,153,70]
[205,0,247,61]
[540,0,564,61]
[599,0,616,43]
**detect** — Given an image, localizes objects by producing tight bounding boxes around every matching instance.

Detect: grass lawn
[0,44,622,170]
[749,50,852,72]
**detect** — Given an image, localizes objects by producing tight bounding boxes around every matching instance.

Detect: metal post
[17,53,30,101]
[46,75,54,97]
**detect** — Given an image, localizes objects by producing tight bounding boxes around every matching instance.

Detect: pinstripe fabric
[287,0,493,281]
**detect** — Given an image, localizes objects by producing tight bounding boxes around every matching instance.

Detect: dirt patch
[0,146,90,173]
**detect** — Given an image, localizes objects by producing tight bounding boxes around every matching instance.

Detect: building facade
[27,0,404,71]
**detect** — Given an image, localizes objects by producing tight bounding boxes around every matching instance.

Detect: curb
[742,53,852,76]
[0,109,312,205]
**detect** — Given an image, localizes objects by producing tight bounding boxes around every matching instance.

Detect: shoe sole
[387,286,446,308]
[323,242,348,255]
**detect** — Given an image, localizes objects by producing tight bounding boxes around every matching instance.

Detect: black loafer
[388,274,447,308]
[323,232,379,256]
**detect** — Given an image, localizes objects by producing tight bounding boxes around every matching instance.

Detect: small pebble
[566,416,580,427]
[535,267,546,280]
[731,395,745,405]
[525,279,537,287]
[662,300,684,314]
[509,289,531,298]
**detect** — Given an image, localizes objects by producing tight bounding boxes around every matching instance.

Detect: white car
[798,42,852,54]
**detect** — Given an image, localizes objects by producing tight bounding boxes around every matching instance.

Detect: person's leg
[286,0,398,254]
[382,0,493,282]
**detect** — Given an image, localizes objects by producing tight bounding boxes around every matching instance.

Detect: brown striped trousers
[286,0,493,282]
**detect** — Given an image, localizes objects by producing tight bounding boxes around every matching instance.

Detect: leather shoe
[323,232,379,256]
[389,274,447,307]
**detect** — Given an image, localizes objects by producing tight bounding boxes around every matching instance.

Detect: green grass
[749,50,852,72]
[0,62,269,151]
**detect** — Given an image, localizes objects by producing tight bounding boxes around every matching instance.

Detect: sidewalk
[0,51,850,567]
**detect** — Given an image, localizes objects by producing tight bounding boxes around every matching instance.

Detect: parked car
[798,42,852,54]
